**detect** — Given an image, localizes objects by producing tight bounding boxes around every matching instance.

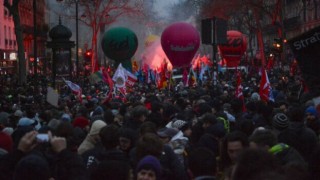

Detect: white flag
[112,64,127,88]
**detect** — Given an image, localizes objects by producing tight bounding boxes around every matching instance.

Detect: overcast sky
[154,0,181,18]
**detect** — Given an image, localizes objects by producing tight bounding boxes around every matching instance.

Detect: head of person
[231,149,281,180]
[201,113,217,129]
[249,129,278,150]
[88,120,107,143]
[305,106,318,121]
[272,113,289,132]
[136,155,162,180]
[119,128,137,152]
[172,119,192,137]
[139,121,157,137]
[222,131,249,164]
[131,105,149,122]
[156,127,179,144]
[188,147,217,178]
[99,124,120,150]
[91,160,131,180]
[14,154,51,180]
[136,133,163,161]
[287,105,305,123]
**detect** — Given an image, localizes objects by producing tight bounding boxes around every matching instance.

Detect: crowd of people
[0,66,320,180]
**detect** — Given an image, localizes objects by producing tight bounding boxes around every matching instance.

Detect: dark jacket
[269,143,307,168]
[130,145,189,180]
[81,146,128,175]
[278,122,318,163]
[0,149,88,180]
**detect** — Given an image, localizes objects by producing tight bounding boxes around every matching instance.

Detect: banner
[46,87,59,107]
[288,26,320,97]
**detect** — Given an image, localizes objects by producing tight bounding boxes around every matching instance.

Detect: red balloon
[161,22,200,68]
[219,30,247,67]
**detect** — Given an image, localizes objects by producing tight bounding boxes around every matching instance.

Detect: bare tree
[4,0,26,84]
[61,0,144,72]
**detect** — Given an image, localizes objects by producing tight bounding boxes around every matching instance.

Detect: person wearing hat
[0,111,10,130]
[166,120,191,167]
[249,128,307,169]
[171,119,192,138]
[136,155,162,180]
[17,117,38,128]
[272,113,289,136]
[305,106,320,136]
[278,105,318,165]
[0,131,13,156]
[157,127,179,144]
[78,120,107,155]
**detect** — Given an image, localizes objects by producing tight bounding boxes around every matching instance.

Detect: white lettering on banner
[293,32,320,50]
[170,44,195,51]
[126,80,135,86]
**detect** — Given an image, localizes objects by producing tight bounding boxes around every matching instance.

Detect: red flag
[235,72,244,100]
[182,68,188,86]
[124,70,137,87]
[259,68,274,102]
[102,69,114,91]
[235,71,246,112]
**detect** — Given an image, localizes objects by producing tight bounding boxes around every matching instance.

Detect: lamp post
[33,0,37,78]
[57,0,79,77]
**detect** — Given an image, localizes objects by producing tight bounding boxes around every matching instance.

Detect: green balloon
[101,27,138,62]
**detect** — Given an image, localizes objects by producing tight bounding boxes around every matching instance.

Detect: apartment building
[0,0,47,75]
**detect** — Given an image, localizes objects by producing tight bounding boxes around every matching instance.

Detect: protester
[188,147,217,180]
[78,120,107,154]
[0,64,318,180]
[136,155,162,180]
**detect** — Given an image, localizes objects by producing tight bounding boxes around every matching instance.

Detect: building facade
[19,0,48,74]
[0,0,48,75]
[0,0,17,75]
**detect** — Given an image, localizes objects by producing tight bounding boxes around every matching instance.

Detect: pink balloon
[161,22,200,68]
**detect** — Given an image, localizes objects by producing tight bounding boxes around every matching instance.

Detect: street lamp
[57,0,79,78]
[33,0,37,78]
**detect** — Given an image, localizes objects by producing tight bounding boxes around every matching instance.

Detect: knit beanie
[172,120,187,130]
[136,155,162,178]
[89,120,107,135]
[305,106,318,118]
[0,131,13,153]
[272,113,289,130]
[251,92,261,101]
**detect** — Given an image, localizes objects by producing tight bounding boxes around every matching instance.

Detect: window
[9,27,11,40]
[4,25,7,39]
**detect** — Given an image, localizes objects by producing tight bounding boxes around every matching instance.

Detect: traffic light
[84,49,92,62]
[272,38,283,53]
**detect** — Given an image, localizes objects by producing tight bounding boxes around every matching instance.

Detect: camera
[36,134,49,143]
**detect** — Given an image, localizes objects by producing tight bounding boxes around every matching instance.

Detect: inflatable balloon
[161,22,200,68]
[101,27,138,65]
[218,30,247,67]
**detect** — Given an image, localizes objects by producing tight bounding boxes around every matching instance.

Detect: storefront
[0,50,18,75]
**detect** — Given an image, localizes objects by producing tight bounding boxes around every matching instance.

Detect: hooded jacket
[78,120,106,155]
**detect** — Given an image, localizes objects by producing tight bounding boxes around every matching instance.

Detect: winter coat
[278,122,318,163]
[81,146,128,175]
[0,149,88,180]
